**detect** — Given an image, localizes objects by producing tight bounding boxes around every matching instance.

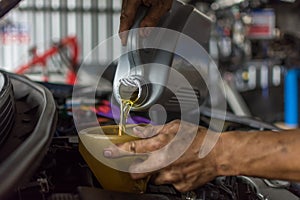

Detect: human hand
[119,0,173,45]
[103,120,223,192]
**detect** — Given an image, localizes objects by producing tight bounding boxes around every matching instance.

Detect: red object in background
[248,26,270,35]
[247,9,275,39]
[96,100,111,114]
[15,36,79,85]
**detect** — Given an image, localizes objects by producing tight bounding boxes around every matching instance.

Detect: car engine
[1,70,300,200]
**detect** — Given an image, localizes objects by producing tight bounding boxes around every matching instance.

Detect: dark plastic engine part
[0,70,57,199]
[77,187,171,200]
[0,72,15,146]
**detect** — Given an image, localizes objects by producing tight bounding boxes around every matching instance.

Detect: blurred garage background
[1,0,299,124]
[1,0,300,200]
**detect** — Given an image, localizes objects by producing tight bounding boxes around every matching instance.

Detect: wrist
[214,131,241,177]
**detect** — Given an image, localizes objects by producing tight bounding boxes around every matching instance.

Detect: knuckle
[119,21,131,32]
[120,14,127,21]
[180,185,191,193]
[174,184,185,192]
[148,15,161,22]
[142,17,159,27]
[171,119,181,127]
[161,133,170,141]
[173,119,181,124]
[151,141,161,150]
[165,176,176,183]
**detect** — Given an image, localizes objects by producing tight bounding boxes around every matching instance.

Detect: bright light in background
[211,0,244,10]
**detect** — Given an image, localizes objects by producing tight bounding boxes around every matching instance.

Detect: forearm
[215,129,300,181]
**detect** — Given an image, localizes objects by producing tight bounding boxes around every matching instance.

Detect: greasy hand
[104,120,219,192]
[119,0,173,45]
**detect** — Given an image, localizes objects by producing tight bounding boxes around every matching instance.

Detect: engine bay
[0,70,299,200]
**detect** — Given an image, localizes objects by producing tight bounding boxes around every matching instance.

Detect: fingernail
[103,150,112,158]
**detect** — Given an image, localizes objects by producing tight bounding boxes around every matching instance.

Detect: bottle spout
[117,76,148,107]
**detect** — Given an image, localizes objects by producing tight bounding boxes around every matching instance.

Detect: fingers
[152,167,196,192]
[104,137,162,158]
[103,140,137,158]
[103,121,181,159]
[132,125,161,138]
[119,0,142,45]
[103,124,166,158]
[129,152,165,174]
[119,0,172,44]
[130,164,193,193]
[153,170,184,185]
[139,0,173,37]
[173,182,194,193]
